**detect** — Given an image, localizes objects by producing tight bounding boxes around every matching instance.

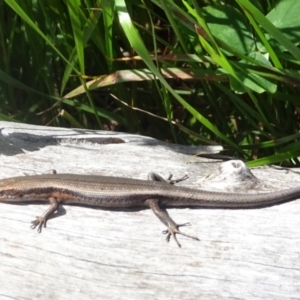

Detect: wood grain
[0,121,299,299]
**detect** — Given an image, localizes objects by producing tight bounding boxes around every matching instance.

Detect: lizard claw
[162,222,199,248]
[31,216,47,233]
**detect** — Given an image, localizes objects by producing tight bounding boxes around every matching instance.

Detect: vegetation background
[1,0,300,166]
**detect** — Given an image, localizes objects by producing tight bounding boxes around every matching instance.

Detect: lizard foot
[162,222,199,248]
[31,217,47,233]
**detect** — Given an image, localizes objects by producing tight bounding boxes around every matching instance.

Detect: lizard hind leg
[145,198,199,248]
[146,172,198,247]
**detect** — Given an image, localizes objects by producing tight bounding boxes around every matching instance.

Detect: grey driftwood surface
[0,121,299,300]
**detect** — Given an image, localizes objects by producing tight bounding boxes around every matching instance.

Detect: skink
[0,173,299,247]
